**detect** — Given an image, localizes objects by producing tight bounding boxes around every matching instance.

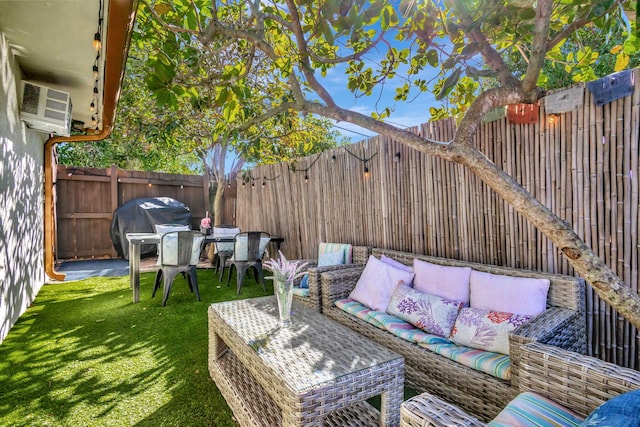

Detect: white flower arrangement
[263,251,308,283]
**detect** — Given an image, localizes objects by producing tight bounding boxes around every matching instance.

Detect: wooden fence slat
[55,165,209,259]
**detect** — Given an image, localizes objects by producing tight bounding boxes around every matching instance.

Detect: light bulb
[93,33,102,51]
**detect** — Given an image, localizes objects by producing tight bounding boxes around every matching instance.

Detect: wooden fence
[234,69,640,368]
[55,165,209,259]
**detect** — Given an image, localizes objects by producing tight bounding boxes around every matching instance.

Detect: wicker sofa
[320,248,587,421]
[400,341,640,426]
[291,245,370,312]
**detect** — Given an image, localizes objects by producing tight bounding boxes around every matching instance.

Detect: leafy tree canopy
[58,25,344,173]
[137,0,640,328]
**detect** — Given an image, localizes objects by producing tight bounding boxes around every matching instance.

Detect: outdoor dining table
[125,232,284,303]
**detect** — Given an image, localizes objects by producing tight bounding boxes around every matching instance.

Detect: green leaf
[442,55,458,70]
[155,88,179,108]
[519,7,536,20]
[184,10,198,30]
[320,20,334,45]
[155,61,176,83]
[426,49,439,67]
[614,52,630,71]
[475,69,498,78]
[146,74,166,91]
[436,68,462,100]
[365,0,384,19]
[460,42,479,57]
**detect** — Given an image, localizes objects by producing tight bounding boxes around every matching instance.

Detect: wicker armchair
[292,245,370,312]
[320,248,587,421]
[400,341,640,426]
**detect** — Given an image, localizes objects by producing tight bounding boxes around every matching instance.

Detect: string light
[90,0,103,124]
[291,153,321,182]
[344,147,378,177]
[262,175,279,187]
[93,32,102,51]
[93,1,103,52]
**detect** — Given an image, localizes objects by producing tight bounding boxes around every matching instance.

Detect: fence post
[202,173,210,220]
[110,165,118,257]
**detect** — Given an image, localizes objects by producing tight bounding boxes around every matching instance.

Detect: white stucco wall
[0,32,47,343]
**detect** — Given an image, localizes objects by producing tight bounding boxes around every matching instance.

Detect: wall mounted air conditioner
[19,81,72,137]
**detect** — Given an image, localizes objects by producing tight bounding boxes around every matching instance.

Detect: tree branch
[284,0,338,109]
[142,1,199,35]
[546,0,624,51]
[445,0,518,88]
[454,86,524,146]
[522,0,553,97]
[306,32,388,65]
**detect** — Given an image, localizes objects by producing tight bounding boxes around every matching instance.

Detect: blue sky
[321,59,440,142]
[319,64,440,141]
[313,32,444,142]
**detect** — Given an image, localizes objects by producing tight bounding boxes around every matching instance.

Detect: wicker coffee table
[208,296,404,426]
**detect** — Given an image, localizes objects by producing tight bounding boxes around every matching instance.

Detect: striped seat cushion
[426,341,512,380]
[336,298,453,345]
[336,298,511,379]
[488,392,583,427]
[292,287,309,298]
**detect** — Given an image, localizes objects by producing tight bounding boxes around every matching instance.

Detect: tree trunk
[206,177,227,262]
[213,177,225,226]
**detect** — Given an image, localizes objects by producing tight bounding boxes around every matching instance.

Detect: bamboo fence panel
[233,69,640,368]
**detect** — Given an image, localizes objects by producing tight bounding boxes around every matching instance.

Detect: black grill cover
[110,197,192,259]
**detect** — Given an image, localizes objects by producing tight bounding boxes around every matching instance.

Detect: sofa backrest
[370,248,585,313]
[351,246,371,265]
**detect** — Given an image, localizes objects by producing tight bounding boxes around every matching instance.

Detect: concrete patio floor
[54,256,214,282]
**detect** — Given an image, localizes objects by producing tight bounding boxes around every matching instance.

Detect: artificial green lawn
[0,268,273,427]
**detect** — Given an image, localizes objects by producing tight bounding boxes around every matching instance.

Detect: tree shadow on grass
[0,269,272,427]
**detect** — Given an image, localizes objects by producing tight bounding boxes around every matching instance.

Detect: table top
[126,232,283,244]
[209,296,402,393]
[125,232,161,243]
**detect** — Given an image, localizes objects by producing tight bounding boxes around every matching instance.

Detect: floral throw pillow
[387,282,464,338]
[450,307,532,355]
